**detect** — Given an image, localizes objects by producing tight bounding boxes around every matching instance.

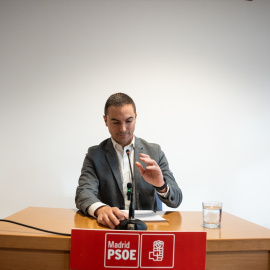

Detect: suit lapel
[134,137,144,180]
[134,137,145,209]
[105,139,124,197]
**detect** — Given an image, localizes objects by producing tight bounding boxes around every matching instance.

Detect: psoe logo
[149,240,164,261]
[104,233,140,268]
[140,234,175,268]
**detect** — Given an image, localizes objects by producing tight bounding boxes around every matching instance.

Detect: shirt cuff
[156,185,170,198]
[88,202,107,217]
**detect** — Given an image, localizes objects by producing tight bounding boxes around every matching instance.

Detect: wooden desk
[0,207,269,270]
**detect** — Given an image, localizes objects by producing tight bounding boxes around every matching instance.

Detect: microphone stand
[116,149,147,230]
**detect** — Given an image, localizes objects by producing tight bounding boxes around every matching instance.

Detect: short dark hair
[104,93,136,116]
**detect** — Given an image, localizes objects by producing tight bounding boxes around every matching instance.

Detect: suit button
[171,197,174,201]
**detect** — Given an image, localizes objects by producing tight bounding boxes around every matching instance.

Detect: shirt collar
[111,136,135,153]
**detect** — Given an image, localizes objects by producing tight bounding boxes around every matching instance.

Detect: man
[75,93,182,229]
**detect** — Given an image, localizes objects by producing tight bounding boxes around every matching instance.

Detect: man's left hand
[135,153,167,192]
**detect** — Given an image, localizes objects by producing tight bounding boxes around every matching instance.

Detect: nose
[120,123,126,132]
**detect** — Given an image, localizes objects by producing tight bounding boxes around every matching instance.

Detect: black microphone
[127,182,134,219]
[126,149,135,220]
[115,149,147,230]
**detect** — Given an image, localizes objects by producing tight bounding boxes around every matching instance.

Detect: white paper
[122,210,167,222]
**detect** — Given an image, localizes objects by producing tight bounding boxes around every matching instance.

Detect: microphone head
[127,182,132,189]
[126,149,130,155]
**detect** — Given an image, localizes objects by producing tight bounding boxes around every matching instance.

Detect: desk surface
[0,207,270,253]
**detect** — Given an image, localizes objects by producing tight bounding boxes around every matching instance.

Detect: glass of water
[202,201,223,228]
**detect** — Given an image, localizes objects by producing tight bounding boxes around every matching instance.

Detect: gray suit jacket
[75,137,182,216]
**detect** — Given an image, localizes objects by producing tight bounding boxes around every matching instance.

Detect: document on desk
[123,210,167,222]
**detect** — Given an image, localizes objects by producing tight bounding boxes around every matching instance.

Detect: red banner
[70,229,206,270]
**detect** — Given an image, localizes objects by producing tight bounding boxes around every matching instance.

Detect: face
[104,104,137,148]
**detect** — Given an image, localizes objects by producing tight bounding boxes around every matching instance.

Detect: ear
[103,115,108,127]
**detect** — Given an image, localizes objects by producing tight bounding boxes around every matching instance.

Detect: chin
[119,138,132,146]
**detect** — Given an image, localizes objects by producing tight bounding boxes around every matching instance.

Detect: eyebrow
[110,116,134,122]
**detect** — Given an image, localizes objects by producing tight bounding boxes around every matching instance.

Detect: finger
[141,160,159,167]
[112,208,128,221]
[139,154,155,163]
[139,157,158,166]
[135,162,145,174]
[118,210,129,220]
[103,215,118,229]
[107,212,121,227]
[139,153,150,158]
[145,165,163,175]
[101,213,119,229]
[121,211,129,219]
[97,215,111,228]
[145,164,160,170]
[96,207,120,229]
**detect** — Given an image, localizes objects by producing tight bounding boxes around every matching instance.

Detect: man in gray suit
[75,93,182,229]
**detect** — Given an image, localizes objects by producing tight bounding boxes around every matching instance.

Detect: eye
[126,118,134,123]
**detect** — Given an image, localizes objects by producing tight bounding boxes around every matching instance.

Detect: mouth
[118,133,129,137]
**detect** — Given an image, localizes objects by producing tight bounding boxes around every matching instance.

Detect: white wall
[0,0,269,228]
